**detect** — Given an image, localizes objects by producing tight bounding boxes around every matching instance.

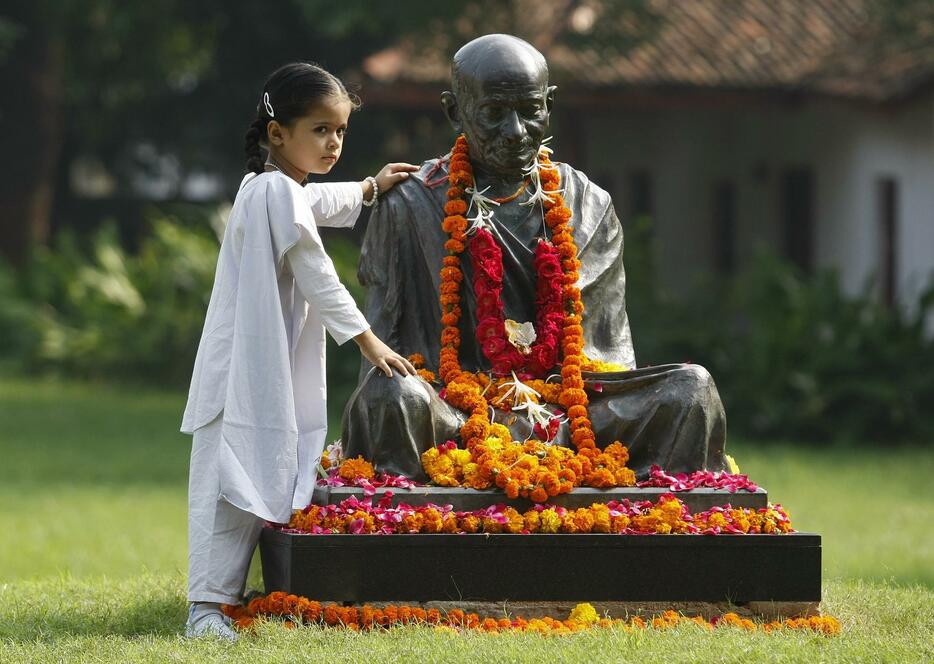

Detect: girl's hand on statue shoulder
[374,163,419,194]
[353,329,417,378]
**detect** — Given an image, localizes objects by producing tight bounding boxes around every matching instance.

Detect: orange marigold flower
[449,171,472,187]
[559,388,588,407]
[442,215,468,234]
[444,199,467,219]
[444,238,465,253]
[338,457,375,481]
[441,328,461,346]
[564,342,583,357]
[572,429,596,448]
[567,404,588,419]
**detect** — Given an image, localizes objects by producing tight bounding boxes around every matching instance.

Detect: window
[712,180,736,274]
[627,170,654,221]
[878,177,898,308]
[781,168,815,273]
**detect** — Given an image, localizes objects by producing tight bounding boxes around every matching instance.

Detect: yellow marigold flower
[539,508,561,534]
[707,512,728,529]
[568,603,599,625]
[483,436,505,452]
[450,448,472,467]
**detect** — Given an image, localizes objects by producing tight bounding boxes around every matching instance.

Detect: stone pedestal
[260,529,821,608]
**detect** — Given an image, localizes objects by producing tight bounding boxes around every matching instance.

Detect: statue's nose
[501,110,525,141]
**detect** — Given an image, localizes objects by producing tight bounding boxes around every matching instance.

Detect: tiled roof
[362,0,934,102]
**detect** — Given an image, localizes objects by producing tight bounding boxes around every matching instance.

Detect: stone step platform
[260,530,821,606]
[314,485,769,513]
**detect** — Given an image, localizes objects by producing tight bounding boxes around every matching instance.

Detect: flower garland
[223,593,840,636]
[320,462,762,499]
[429,135,634,498]
[285,493,794,536]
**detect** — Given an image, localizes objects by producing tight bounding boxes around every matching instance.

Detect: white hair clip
[263,92,275,118]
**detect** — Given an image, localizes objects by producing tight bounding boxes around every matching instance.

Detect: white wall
[582,92,934,311]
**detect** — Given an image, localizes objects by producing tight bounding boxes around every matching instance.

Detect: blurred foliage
[0,213,364,431]
[3,217,218,385]
[626,217,934,444]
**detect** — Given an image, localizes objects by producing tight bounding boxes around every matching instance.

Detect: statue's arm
[580,197,637,370]
[357,191,408,380]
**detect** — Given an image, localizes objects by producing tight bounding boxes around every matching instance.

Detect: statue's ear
[441,91,462,132]
[545,85,557,113]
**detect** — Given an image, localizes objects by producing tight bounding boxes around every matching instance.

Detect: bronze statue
[342,34,727,481]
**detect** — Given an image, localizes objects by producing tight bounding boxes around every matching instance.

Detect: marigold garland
[223,593,840,636]
[286,493,794,536]
[430,135,634,498]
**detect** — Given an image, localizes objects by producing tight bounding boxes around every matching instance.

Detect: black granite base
[260,529,821,604]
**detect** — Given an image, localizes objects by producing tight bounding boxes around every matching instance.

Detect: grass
[0,376,932,663]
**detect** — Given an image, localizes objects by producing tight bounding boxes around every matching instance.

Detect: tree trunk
[0,8,63,267]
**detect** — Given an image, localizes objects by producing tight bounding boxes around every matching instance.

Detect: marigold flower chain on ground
[223,594,839,636]
[285,492,794,535]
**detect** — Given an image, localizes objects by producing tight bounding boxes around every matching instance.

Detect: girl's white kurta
[181,171,369,523]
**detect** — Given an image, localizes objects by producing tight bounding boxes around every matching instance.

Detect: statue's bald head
[442,34,556,178]
[451,34,549,98]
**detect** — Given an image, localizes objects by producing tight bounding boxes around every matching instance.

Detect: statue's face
[457,68,552,175]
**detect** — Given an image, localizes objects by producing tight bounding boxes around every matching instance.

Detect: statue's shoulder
[378,156,448,217]
[556,162,613,213]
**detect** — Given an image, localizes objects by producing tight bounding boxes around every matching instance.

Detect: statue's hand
[353,328,417,379]
[374,162,419,195]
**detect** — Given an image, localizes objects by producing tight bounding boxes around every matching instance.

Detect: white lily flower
[465,185,501,235]
[520,137,564,208]
[520,184,564,208]
[512,399,562,438]
[495,370,541,408]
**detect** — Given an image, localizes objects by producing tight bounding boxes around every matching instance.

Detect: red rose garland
[470,230,564,378]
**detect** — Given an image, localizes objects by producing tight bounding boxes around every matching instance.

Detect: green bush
[626,218,934,444]
[3,216,218,385]
[0,214,364,431]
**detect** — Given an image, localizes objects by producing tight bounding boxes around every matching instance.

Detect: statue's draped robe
[343,158,727,481]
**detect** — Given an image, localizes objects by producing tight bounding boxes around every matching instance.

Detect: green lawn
[1,376,932,663]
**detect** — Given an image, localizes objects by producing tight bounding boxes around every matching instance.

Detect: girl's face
[270,97,352,176]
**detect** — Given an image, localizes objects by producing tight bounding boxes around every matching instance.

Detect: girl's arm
[286,223,415,378]
[304,163,418,228]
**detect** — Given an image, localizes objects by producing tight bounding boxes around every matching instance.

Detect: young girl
[180,62,418,640]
